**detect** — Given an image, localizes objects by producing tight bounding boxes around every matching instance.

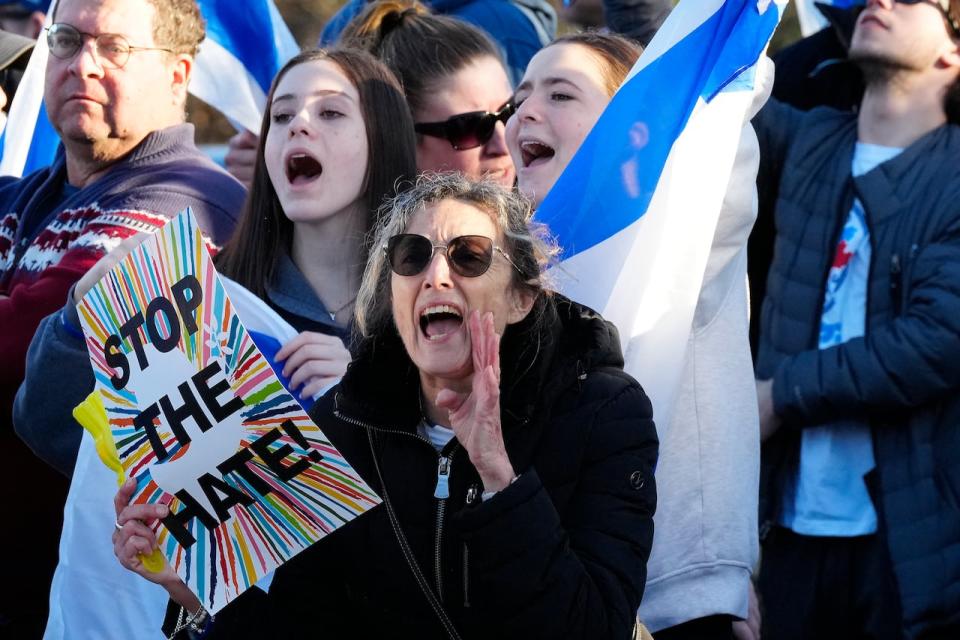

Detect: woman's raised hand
[224,129,259,188]
[436,311,516,493]
[276,331,350,400]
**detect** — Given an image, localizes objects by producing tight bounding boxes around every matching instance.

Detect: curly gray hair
[355,172,559,337]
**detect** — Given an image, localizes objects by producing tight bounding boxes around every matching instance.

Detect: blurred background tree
[190,0,802,143]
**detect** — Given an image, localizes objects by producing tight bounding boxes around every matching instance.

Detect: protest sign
[75,209,380,613]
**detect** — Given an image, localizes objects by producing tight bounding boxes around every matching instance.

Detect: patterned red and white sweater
[0,123,245,414]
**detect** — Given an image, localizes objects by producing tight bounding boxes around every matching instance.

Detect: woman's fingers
[278,335,349,376]
[469,311,484,374]
[286,354,349,389]
[224,130,259,187]
[486,313,501,378]
[278,333,350,394]
[113,477,137,517]
[276,331,344,364]
[114,518,159,549]
[299,376,341,400]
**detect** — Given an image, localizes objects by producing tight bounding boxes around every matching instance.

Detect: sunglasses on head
[413,100,515,151]
[385,234,519,278]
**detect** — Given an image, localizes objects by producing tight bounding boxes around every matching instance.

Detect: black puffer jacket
[186,295,658,639]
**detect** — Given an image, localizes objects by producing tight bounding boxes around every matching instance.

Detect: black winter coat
[754,100,960,638]
[176,295,658,639]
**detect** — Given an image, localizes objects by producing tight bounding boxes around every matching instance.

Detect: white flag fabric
[537,0,786,434]
[0,0,299,177]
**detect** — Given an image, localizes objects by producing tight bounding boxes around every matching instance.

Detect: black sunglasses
[413,100,515,151]
[385,234,519,278]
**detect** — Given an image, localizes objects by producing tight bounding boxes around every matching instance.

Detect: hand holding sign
[112,479,176,583]
[276,331,350,400]
[75,209,379,613]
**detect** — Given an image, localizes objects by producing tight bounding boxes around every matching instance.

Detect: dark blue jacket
[754,100,960,638]
[319,0,556,86]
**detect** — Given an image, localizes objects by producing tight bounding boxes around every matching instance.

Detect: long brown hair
[217,48,418,297]
[340,0,504,115]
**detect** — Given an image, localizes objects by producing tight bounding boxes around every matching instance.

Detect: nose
[514,95,541,123]
[864,0,890,8]
[287,110,314,138]
[69,39,105,78]
[421,248,454,290]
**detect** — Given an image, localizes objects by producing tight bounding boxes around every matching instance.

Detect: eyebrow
[516,76,582,94]
[271,89,354,105]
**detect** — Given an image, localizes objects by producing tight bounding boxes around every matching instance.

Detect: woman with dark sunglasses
[129,172,657,639]
[341,0,517,187]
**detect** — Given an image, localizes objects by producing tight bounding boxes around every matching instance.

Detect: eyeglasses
[46,23,174,70]
[384,234,519,278]
[413,101,515,151]
[895,0,960,37]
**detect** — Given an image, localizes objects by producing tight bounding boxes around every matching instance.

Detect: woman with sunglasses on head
[117,172,658,639]
[506,31,769,640]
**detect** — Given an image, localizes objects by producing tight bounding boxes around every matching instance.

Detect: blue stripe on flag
[22,105,59,175]
[201,0,281,93]
[247,330,313,410]
[535,0,782,259]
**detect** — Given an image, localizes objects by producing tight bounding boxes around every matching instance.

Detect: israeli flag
[538,0,785,432]
[0,0,299,177]
[795,0,862,36]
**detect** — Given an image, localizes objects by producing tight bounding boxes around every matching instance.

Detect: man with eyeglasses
[753,1,960,638]
[0,0,244,636]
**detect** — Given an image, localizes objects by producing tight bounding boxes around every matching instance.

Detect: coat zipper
[432,445,460,601]
[334,399,461,603]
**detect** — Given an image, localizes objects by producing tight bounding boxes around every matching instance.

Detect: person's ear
[28,11,44,40]
[170,54,193,109]
[506,286,536,325]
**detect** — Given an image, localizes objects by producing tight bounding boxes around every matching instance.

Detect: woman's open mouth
[520,139,556,168]
[419,304,464,341]
[285,152,323,185]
